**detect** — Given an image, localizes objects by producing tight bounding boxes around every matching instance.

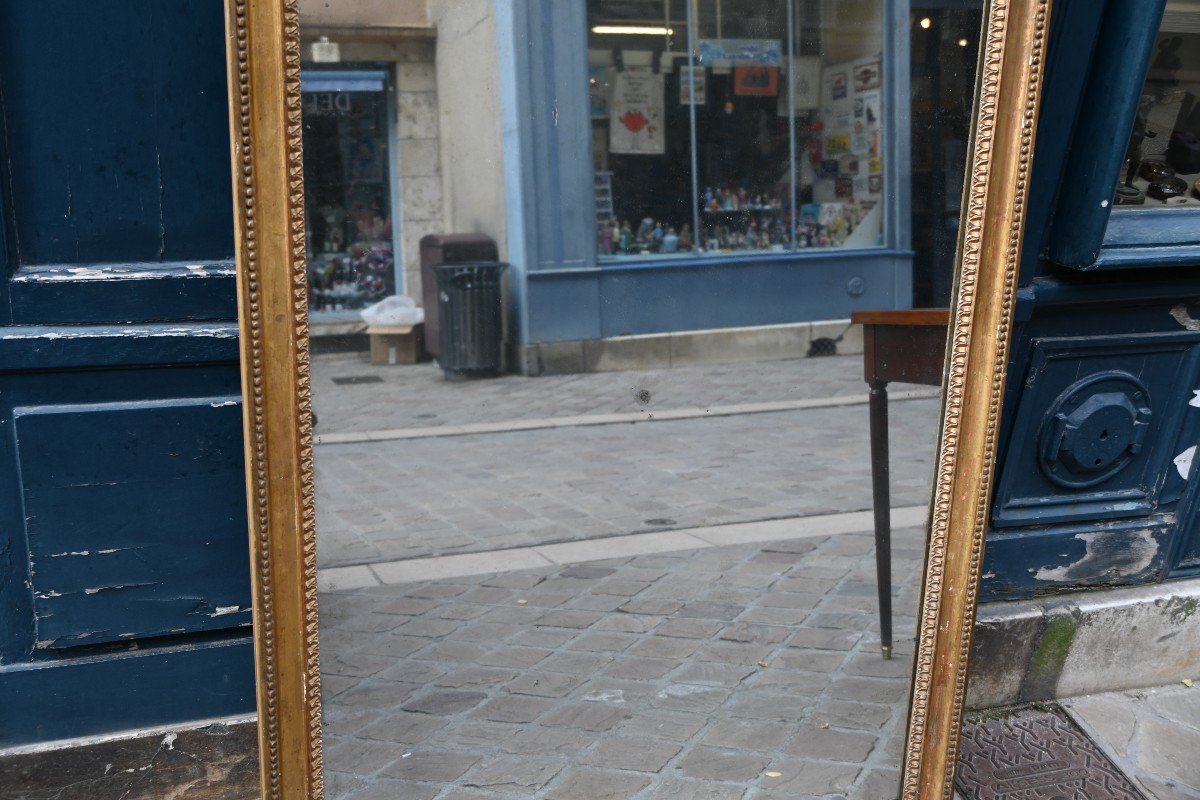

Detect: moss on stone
[1019,614,1078,702]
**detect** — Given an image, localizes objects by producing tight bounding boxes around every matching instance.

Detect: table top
[851,308,950,327]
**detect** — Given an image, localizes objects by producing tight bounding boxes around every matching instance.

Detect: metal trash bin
[433,262,507,380]
[419,234,499,358]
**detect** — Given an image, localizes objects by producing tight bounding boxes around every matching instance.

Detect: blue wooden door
[0,1,255,745]
[982,0,1200,601]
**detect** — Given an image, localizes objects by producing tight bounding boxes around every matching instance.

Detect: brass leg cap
[881,645,892,660]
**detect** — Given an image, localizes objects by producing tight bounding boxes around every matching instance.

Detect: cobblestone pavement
[1064,685,1200,799]
[315,398,939,568]
[311,354,919,435]
[319,524,925,800]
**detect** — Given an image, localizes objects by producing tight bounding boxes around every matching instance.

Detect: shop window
[301,71,397,312]
[588,0,885,260]
[1115,1,1200,209]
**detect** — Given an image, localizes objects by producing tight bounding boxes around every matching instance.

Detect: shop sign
[303,91,353,117]
[697,39,782,67]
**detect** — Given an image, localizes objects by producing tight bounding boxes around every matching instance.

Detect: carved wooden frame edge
[225,0,323,798]
[901,0,1052,798]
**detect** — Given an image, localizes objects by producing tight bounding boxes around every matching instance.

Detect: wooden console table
[850,309,949,659]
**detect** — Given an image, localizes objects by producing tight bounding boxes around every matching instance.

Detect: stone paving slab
[312,354,926,436]
[319,525,925,800]
[315,398,939,568]
[1064,685,1200,799]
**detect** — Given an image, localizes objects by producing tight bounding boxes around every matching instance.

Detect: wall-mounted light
[592,25,674,36]
[311,35,341,64]
[919,17,932,29]
[957,37,970,47]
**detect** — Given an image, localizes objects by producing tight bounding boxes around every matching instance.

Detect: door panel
[18,397,249,650]
[0,1,253,745]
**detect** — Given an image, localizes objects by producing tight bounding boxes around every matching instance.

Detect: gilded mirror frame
[223,0,1052,797]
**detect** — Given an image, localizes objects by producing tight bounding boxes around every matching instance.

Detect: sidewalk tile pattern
[316,399,938,568]
[320,527,925,799]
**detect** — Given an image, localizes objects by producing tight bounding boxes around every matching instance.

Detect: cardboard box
[367,324,425,365]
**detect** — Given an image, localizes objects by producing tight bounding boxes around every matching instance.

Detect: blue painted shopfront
[981,0,1200,601]
[495,0,916,345]
[0,1,254,746]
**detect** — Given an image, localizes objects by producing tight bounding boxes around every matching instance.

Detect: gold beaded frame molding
[224,0,322,798]
[221,0,1051,797]
[901,0,1052,798]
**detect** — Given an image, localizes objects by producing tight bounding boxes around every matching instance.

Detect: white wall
[429,0,508,260]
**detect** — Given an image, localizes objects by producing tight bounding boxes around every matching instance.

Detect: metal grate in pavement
[956,705,1146,800]
[330,375,384,385]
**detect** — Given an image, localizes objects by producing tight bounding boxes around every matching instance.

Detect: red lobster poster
[610,66,665,155]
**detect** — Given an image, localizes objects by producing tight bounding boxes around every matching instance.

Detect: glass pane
[299,3,984,799]
[910,6,982,306]
[588,1,695,258]
[302,77,397,312]
[1116,1,1200,207]
[692,0,795,254]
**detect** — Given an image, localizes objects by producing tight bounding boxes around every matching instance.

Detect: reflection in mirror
[305,2,982,798]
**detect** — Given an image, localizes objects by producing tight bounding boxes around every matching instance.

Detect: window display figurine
[598,220,615,255]
[661,226,679,253]
[619,220,633,253]
[678,224,692,251]
[636,217,655,247]
[320,204,347,252]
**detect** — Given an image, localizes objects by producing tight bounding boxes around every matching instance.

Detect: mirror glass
[1116,0,1200,209]
[305,2,982,799]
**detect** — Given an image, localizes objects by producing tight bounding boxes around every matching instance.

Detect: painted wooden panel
[982,516,1175,601]
[16,398,250,649]
[0,637,253,747]
[0,1,233,269]
[992,333,1200,528]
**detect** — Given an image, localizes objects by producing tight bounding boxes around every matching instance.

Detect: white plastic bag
[361,295,425,327]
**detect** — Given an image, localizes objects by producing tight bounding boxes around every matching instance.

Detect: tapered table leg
[869,379,892,659]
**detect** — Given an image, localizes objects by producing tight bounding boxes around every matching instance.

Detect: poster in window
[733,66,779,96]
[829,70,848,101]
[777,56,822,116]
[589,65,610,119]
[679,66,707,106]
[854,91,882,130]
[853,58,881,92]
[610,67,665,155]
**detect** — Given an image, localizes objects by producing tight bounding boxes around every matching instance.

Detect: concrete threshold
[967,578,1200,708]
[314,388,941,446]
[317,504,929,592]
